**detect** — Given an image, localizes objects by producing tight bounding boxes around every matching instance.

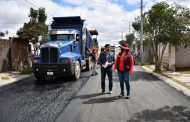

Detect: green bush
[1,76,10,80]
[136,61,149,66]
[20,67,32,74]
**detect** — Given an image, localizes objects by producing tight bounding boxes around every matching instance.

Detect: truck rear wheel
[73,61,81,80]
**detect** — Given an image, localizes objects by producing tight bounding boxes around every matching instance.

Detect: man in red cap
[114,43,134,99]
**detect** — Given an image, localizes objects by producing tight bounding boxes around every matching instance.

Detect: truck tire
[73,61,81,80]
[85,57,92,71]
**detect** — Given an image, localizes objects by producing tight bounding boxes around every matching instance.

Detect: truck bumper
[32,64,74,78]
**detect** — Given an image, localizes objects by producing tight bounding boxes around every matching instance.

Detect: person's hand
[129,71,132,75]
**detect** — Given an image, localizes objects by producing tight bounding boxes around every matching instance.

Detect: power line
[86,8,140,25]
[29,0,56,16]
[0,23,23,25]
[87,7,140,20]
[24,0,39,9]
[24,0,54,17]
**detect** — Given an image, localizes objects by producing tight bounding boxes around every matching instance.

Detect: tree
[17,7,48,52]
[132,2,190,72]
[125,33,135,48]
[119,33,135,48]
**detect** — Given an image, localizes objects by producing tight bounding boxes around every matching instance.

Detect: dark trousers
[101,68,113,92]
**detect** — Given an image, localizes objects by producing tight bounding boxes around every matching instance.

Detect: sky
[0,0,190,46]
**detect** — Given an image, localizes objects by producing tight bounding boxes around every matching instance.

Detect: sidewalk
[0,71,32,86]
[142,65,190,97]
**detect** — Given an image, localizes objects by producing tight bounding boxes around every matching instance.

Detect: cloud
[0,0,30,35]
[126,0,151,5]
[0,0,190,46]
[126,0,140,4]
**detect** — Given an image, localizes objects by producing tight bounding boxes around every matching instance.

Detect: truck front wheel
[73,61,81,80]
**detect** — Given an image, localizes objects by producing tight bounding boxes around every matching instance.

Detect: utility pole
[140,0,143,61]
[121,32,123,40]
[128,21,130,34]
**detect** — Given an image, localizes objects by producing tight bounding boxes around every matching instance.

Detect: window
[50,34,74,41]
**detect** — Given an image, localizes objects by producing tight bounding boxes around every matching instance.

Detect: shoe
[101,91,105,95]
[108,91,112,94]
[118,94,124,97]
[125,95,130,99]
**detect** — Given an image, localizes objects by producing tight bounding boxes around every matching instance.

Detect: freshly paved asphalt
[56,66,190,122]
[0,71,91,122]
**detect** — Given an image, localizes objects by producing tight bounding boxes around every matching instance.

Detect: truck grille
[41,47,58,63]
[41,48,49,63]
[50,48,58,63]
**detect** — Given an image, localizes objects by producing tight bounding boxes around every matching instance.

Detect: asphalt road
[56,66,190,122]
[0,71,91,122]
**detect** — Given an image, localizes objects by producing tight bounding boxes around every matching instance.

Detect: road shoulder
[142,66,190,97]
[0,72,32,86]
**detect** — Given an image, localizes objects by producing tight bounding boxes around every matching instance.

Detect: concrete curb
[0,74,32,87]
[142,66,190,97]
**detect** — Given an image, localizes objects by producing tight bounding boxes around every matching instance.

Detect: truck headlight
[32,59,40,63]
[60,59,72,64]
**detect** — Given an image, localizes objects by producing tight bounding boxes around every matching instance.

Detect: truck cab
[32,16,94,81]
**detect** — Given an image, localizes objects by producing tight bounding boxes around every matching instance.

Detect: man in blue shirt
[98,44,115,94]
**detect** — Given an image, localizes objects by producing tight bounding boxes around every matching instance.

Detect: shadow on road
[128,106,190,122]
[130,71,159,82]
[113,70,159,82]
[82,96,120,104]
[35,77,74,85]
[74,93,102,99]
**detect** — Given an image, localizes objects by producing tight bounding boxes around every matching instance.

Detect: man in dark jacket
[98,44,115,94]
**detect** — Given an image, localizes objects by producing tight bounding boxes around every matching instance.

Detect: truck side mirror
[76,36,80,41]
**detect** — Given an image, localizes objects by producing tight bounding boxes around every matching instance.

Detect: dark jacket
[98,51,115,70]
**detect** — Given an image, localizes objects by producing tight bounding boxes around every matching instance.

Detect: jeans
[117,70,130,96]
[101,68,113,92]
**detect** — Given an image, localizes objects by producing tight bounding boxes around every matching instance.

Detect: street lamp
[122,20,131,35]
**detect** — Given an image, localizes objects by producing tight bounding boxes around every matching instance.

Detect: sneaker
[118,94,124,97]
[108,91,112,94]
[101,91,105,95]
[125,95,130,99]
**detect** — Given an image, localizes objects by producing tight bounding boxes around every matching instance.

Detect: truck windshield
[50,34,74,41]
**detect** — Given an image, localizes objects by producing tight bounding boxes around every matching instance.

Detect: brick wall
[11,38,29,71]
[0,38,29,72]
[175,45,190,69]
[0,39,12,72]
